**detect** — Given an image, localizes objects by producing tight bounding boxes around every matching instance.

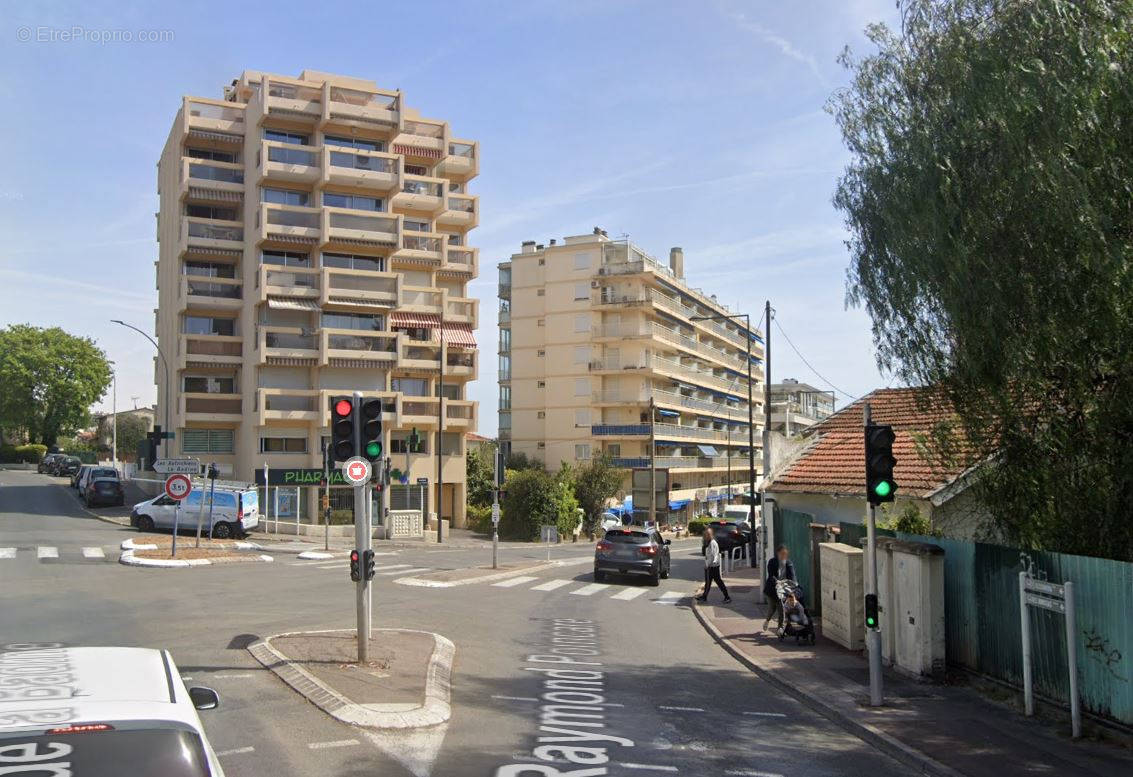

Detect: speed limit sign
[164,473,192,501]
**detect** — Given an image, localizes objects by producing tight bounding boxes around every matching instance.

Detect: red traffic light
[350,550,359,562]
[335,399,353,417]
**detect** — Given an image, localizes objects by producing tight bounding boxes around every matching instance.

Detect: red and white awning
[440,323,476,347]
[390,312,441,328]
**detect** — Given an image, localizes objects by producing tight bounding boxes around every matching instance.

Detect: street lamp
[111,319,171,459]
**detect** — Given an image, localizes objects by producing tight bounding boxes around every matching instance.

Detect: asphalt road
[1,469,907,777]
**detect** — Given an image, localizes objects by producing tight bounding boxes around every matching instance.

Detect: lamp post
[111,320,171,459]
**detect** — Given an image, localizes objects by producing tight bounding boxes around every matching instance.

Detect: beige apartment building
[770,378,835,436]
[154,69,479,527]
[498,230,764,522]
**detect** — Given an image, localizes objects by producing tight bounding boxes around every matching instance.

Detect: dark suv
[38,453,65,474]
[594,528,671,586]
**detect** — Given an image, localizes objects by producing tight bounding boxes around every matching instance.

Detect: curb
[395,555,592,588]
[118,548,274,568]
[249,628,453,729]
[62,482,132,528]
[690,596,965,777]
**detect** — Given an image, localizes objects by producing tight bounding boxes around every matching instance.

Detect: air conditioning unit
[591,281,600,288]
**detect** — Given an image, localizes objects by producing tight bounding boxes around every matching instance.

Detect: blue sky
[0,0,899,433]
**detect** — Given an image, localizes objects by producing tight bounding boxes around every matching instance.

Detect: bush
[14,444,47,463]
[467,504,494,535]
[327,509,354,525]
[687,518,709,536]
[0,445,17,463]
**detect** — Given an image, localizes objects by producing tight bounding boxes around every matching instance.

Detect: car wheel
[137,515,154,533]
[660,562,669,580]
[594,568,604,582]
[212,522,233,540]
[649,570,661,586]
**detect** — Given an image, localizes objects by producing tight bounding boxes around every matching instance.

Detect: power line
[773,318,859,401]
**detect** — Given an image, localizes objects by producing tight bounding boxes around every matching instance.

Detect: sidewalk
[692,566,1133,777]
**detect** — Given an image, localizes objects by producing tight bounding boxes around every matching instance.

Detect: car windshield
[0,728,211,776]
[91,469,117,479]
[603,530,650,544]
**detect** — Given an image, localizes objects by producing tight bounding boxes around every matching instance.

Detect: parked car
[131,486,259,539]
[84,476,125,507]
[72,463,93,488]
[77,466,119,495]
[59,456,82,479]
[599,512,622,532]
[0,646,224,776]
[38,453,65,474]
[594,527,671,585]
[704,520,750,555]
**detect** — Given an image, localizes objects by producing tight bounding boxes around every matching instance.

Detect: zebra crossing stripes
[82,547,105,559]
[0,548,15,559]
[376,566,430,576]
[37,546,59,559]
[570,583,611,596]
[610,587,649,601]
[530,579,573,592]
[492,575,539,588]
[654,591,685,605]
[0,546,115,562]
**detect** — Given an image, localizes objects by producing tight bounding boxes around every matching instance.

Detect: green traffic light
[874,480,892,498]
[866,617,876,627]
[365,441,382,458]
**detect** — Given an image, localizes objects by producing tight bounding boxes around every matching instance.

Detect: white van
[131,486,259,539]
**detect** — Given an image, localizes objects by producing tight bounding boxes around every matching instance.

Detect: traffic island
[118,537,274,568]
[249,629,453,729]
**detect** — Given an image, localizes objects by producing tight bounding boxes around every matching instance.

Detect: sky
[0,0,901,434]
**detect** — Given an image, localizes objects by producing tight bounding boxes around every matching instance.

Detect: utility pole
[492,448,502,569]
[760,300,772,577]
[649,396,657,527]
[322,441,331,552]
[436,316,445,544]
[111,372,118,473]
[863,401,883,706]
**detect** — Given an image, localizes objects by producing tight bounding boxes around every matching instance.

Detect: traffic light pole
[353,390,371,664]
[863,402,883,706]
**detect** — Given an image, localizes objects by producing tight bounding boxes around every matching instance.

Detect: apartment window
[499,354,511,379]
[260,436,307,454]
[445,232,463,246]
[574,252,592,271]
[537,350,545,358]
[499,386,511,410]
[183,261,235,279]
[498,412,512,430]
[261,250,311,268]
[575,409,590,427]
[498,329,511,352]
[404,219,430,232]
[182,428,233,454]
[537,411,545,419]
[404,164,428,176]
[607,444,621,457]
[322,253,384,272]
[536,289,545,297]
[575,444,591,460]
[574,314,589,333]
[390,437,429,455]
[538,258,545,266]
[574,282,590,301]
[323,191,383,212]
[262,188,309,207]
[323,135,383,152]
[183,376,235,394]
[573,345,590,364]
[186,147,237,163]
[186,204,238,221]
[574,378,589,396]
[321,312,385,331]
[264,129,309,145]
[390,485,425,509]
[537,319,545,327]
[537,380,545,388]
[183,316,234,336]
[392,377,428,397]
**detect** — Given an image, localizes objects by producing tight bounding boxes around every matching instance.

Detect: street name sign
[164,473,192,501]
[154,458,200,475]
[416,477,429,485]
[491,503,501,524]
[342,457,372,486]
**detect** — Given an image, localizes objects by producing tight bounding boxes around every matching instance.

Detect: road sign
[164,473,192,501]
[540,525,559,543]
[416,477,429,485]
[154,458,200,475]
[341,457,371,486]
[491,503,501,524]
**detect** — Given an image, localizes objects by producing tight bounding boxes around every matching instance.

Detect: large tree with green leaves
[0,325,113,447]
[113,413,152,461]
[573,453,625,537]
[830,0,1133,559]
[465,445,496,508]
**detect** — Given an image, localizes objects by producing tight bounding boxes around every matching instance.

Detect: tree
[830,0,1133,559]
[465,445,495,508]
[114,414,151,461]
[499,467,579,541]
[505,451,542,471]
[0,326,112,447]
[573,453,625,537]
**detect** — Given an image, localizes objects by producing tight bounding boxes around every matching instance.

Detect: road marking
[570,583,611,596]
[216,746,255,757]
[743,711,787,717]
[621,765,679,773]
[724,771,784,777]
[180,676,192,681]
[379,566,430,576]
[492,695,538,702]
[530,579,573,591]
[307,739,360,749]
[312,562,344,569]
[611,587,648,601]
[654,591,684,605]
[493,576,539,588]
[37,546,58,559]
[0,548,15,559]
[214,673,255,679]
[373,563,414,571]
[658,705,703,712]
[82,547,105,559]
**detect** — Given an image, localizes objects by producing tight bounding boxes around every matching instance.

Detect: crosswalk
[488,575,692,605]
[0,546,116,563]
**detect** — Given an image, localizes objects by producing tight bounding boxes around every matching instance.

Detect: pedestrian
[696,527,732,604]
[763,544,795,631]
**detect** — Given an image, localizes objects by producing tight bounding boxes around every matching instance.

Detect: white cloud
[730,13,829,87]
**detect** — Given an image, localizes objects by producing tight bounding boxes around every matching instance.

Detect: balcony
[257,389,321,424]
[437,193,477,228]
[400,396,440,428]
[593,289,648,307]
[181,336,242,368]
[394,120,446,161]
[498,306,510,325]
[649,355,747,395]
[392,175,445,213]
[181,218,244,254]
[325,209,400,248]
[325,147,400,191]
[437,140,478,178]
[400,286,442,313]
[444,297,477,326]
[183,393,242,422]
[260,265,320,298]
[653,423,734,443]
[261,327,318,363]
[397,232,444,263]
[592,424,649,437]
[257,204,321,246]
[181,276,242,311]
[179,159,244,202]
[259,141,320,183]
[400,341,441,370]
[443,399,476,429]
[444,246,477,273]
[648,289,752,352]
[445,349,476,378]
[321,269,398,309]
[323,330,397,364]
[184,98,245,136]
[593,323,650,340]
[324,86,399,128]
[264,80,322,121]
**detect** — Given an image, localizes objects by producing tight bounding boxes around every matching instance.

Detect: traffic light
[349,549,361,582]
[361,397,383,463]
[865,423,897,505]
[865,593,879,630]
[330,396,358,463]
[363,549,376,580]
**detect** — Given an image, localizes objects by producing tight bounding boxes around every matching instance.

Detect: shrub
[15,444,47,463]
[467,504,494,535]
[0,445,17,463]
[327,509,354,525]
[687,518,709,536]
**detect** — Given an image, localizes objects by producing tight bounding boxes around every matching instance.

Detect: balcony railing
[498,307,510,324]
[263,394,317,412]
[446,194,475,213]
[185,396,241,414]
[266,143,318,167]
[265,206,320,228]
[185,340,241,357]
[401,288,441,308]
[448,142,475,158]
[265,268,318,288]
[326,272,396,297]
[187,280,241,299]
[402,178,443,197]
[446,299,475,319]
[403,399,439,416]
[328,149,397,174]
[187,101,245,124]
[266,332,316,349]
[592,424,649,436]
[402,120,444,139]
[188,163,244,184]
[327,333,396,353]
[328,211,397,233]
[402,234,442,253]
[329,86,397,110]
[187,221,243,242]
[447,352,475,368]
[447,248,474,267]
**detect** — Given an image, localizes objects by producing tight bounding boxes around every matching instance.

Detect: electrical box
[865,538,946,678]
[819,542,864,651]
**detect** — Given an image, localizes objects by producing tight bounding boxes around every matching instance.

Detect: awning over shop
[657,409,680,418]
[668,499,691,511]
[697,445,720,456]
[267,297,320,311]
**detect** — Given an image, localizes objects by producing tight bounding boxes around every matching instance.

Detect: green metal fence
[774,508,818,604]
[835,523,1133,726]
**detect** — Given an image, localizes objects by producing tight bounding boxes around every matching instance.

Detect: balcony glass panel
[328,151,396,173]
[328,212,397,232]
[187,102,244,123]
[188,164,243,184]
[267,145,317,166]
[448,142,474,158]
[187,280,241,299]
[186,340,241,356]
[188,222,243,241]
[327,334,395,352]
[266,208,319,228]
[328,87,397,110]
[265,332,316,349]
[403,120,443,138]
[265,269,316,288]
[402,179,443,196]
[403,235,441,252]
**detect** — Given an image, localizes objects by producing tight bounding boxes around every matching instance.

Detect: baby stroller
[775,578,816,645]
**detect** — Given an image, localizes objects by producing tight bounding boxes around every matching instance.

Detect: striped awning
[265,234,318,245]
[394,143,444,159]
[327,295,391,308]
[329,358,373,368]
[391,312,441,328]
[184,247,241,260]
[267,297,319,311]
[265,357,317,366]
[440,323,476,347]
[330,236,398,248]
[188,187,243,202]
[188,129,243,144]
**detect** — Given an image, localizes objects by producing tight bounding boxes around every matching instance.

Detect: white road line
[214,673,255,679]
[743,711,787,717]
[570,583,611,596]
[493,575,540,588]
[216,746,255,757]
[492,695,538,702]
[724,771,784,777]
[611,587,648,601]
[658,705,704,712]
[372,563,414,571]
[82,547,105,559]
[307,739,360,749]
[0,548,15,559]
[621,765,679,773]
[654,591,684,604]
[37,546,58,559]
[530,579,573,591]
[378,566,430,576]
[312,562,344,569]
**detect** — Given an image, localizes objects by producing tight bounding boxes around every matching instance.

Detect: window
[575,444,591,460]
[607,443,621,457]
[575,282,590,301]
[403,219,430,232]
[498,412,512,430]
[574,252,591,270]
[537,411,545,419]
[436,384,462,400]
[262,188,309,207]
[392,377,428,396]
[537,380,545,388]
[537,350,545,358]
[573,345,590,364]
[323,135,383,152]
[538,258,545,266]
[499,354,511,379]
[390,437,428,455]
[536,289,545,297]
[183,261,235,279]
[183,376,235,394]
[260,436,307,453]
[574,378,589,396]
[499,385,511,410]
[264,129,309,145]
[574,314,589,333]
[575,409,590,427]
[183,316,234,336]
[186,204,238,220]
[321,312,384,331]
[404,163,428,176]
[182,428,233,454]
[261,250,310,268]
[498,328,511,352]
[390,484,426,509]
[187,147,237,163]
[322,253,384,272]
[323,191,383,211]
[537,442,546,449]
[445,232,463,246]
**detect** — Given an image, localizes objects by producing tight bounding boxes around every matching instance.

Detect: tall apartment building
[769,379,834,436]
[498,230,764,522]
[154,69,479,527]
